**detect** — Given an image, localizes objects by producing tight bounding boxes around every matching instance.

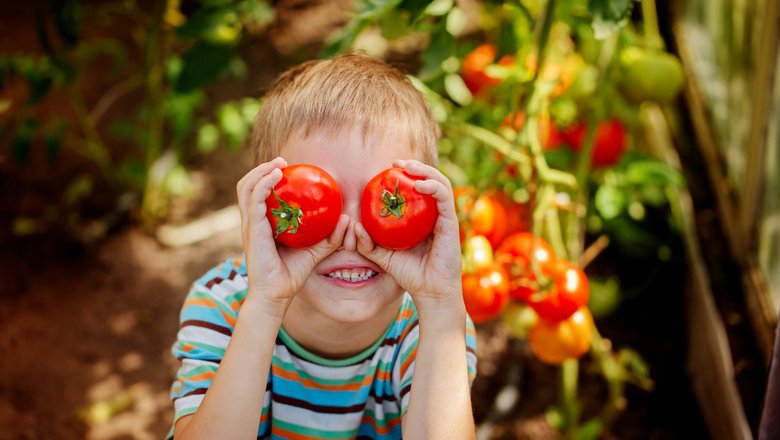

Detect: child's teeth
[328,269,376,282]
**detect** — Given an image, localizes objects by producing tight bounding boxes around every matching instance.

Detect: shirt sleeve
[169,270,242,425]
[393,314,479,417]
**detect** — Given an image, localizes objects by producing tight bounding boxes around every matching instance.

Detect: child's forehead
[280,123,419,164]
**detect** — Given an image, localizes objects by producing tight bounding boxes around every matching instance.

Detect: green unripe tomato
[619,47,684,103]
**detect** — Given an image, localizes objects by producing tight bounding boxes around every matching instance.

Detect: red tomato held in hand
[565,119,627,167]
[462,262,510,324]
[495,233,556,301]
[361,168,438,250]
[528,307,594,365]
[526,259,589,322]
[266,164,343,248]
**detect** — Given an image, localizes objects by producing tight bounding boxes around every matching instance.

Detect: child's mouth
[326,269,378,283]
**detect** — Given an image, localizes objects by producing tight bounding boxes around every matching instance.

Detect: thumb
[354,222,393,272]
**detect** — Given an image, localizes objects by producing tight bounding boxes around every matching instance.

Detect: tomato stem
[271,190,304,237]
[560,358,580,437]
[379,179,406,218]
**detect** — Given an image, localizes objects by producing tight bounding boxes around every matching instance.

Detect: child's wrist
[245,287,293,320]
[412,293,467,325]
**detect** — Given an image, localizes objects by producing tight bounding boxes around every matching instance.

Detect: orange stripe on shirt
[272,364,373,392]
[360,413,403,435]
[184,297,237,328]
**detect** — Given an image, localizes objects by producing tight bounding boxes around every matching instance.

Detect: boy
[169,53,478,439]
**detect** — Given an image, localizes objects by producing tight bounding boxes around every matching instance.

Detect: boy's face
[278,124,423,324]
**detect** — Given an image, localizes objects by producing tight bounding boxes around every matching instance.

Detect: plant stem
[561,358,580,437]
[566,33,619,261]
[589,329,627,427]
[640,0,664,49]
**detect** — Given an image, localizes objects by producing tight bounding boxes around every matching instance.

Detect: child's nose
[340,196,360,252]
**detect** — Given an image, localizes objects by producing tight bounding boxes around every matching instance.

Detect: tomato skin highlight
[528,307,595,365]
[462,262,510,324]
[495,233,556,301]
[266,164,343,248]
[360,167,438,250]
[526,259,589,322]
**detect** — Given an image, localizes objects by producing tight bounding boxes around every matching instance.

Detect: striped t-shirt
[168,257,478,439]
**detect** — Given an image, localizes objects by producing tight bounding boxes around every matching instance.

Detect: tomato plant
[566,119,627,167]
[360,167,438,250]
[266,164,343,248]
[528,307,595,365]
[460,44,514,95]
[525,259,590,322]
[495,233,556,301]
[454,188,510,248]
[462,262,510,324]
[619,47,684,103]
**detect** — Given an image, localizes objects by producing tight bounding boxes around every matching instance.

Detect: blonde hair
[250,53,441,165]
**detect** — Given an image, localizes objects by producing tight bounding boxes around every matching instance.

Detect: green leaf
[197,123,220,153]
[239,98,261,123]
[217,102,249,148]
[594,184,626,220]
[445,7,468,36]
[237,0,276,26]
[50,0,82,48]
[11,118,38,164]
[422,0,453,16]
[175,43,234,92]
[43,119,67,162]
[380,9,409,39]
[108,120,135,141]
[587,276,621,318]
[588,0,637,39]
[624,160,684,187]
[165,91,205,139]
[164,165,192,197]
[63,174,94,205]
[444,73,472,106]
[419,24,454,80]
[574,419,604,440]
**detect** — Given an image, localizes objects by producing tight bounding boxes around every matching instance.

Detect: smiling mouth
[326,269,378,282]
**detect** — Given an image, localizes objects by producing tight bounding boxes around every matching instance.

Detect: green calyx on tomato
[380,179,406,218]
[495,233,556,301]
[266,164,343,249]
[271,191,304,237]
[361,167,438,250]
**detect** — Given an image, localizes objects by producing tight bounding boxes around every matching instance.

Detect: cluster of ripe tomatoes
[456,189,594,365]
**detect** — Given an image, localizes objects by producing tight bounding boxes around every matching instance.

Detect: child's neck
[281,296,403,360]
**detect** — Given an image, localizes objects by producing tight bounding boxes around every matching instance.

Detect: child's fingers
[314,214,350,256]
[414,179,457,222]
[354,222,392,271]
[237,157,287,220]
[245,168,284,235]
[393,159,452,192]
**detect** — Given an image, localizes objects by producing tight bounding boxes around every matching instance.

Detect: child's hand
[237,157,349,316]
[355,160,464,317]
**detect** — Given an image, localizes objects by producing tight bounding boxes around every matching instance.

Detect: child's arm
[174,157,349,440]
[355,159,476,439]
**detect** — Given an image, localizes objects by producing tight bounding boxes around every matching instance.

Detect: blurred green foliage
[1,0,274,240]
